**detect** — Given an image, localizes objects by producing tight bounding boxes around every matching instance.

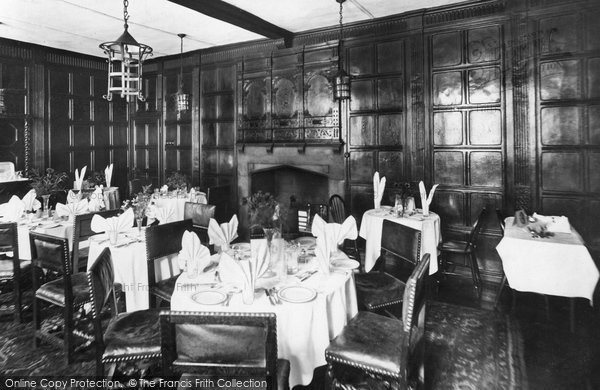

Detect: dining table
[359,206,441,274]
[151,191,207,221]
[13,215,73,260]
[170,249,359,388]
[86,227,180,312]
[496,217,599,303]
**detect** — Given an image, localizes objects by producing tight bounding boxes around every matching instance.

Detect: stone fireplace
[237,145,345,236]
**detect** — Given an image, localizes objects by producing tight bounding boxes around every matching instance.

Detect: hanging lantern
[334,0,350,101]
[176,33,190,113]
[99,0,153,102]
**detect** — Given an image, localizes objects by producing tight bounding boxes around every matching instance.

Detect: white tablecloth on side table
[359,207,441,274]
[87,228,180,311]
[170,253,358,388]
[496,217,599,303]
[17,220,73,260]
[152,193,207,221]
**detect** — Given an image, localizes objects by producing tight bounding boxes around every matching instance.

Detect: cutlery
[223,292,233,306]
[269,288,282,305]
[265,288,278,306]
[299,270,318,282]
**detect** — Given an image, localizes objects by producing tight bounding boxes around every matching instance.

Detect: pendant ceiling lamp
[99,0,153,102]
[334,0,350,101]
[176,33,190,114]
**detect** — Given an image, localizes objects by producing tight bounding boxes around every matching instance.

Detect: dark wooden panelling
[433,71,462,105]
[349,151,375,182]
[434,151,464,185]
[348,45,374,76]
[541,106,581,145]
[349,115,375,146]
[350,80,375,111]
[434,112,463,145]
[468,67,500,103]
[432,32,462,67]
[469,110,501,145]
[378,114,403,146]
[541,152,581,191]
[470,152,502,187]
[540,60,581,100]
[377,78,403,110]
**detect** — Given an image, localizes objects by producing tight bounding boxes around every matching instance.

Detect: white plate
[37,221,62,229]
[192,290,228,305]
[232,242,251,251]
[277,286,317,303]
[331,259,360,270]
[296,237,316,246]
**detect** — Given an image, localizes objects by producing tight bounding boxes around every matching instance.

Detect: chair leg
[13,277,22,323]
[93,318,104,377]
[467,253,481,298]
[64,305,74,365]
[569,298,576,333]
[32,296,41,348]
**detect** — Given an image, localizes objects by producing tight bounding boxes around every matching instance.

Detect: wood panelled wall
[1,0,599,283]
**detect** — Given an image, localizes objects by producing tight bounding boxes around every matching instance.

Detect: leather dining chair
[183,202,216,246]
[0,222,25,322]
[354,220,422,317]
[438,207,488,298]
[328,194,361,267]
[159,311,290,390]
[30,232,91,364]
[207,184,230,223]
[87,246,161,377]
[325,254,430,390]
[72,209,121,272]
[145,219,193,308]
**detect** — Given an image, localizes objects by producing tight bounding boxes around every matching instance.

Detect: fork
[223,292,233,306]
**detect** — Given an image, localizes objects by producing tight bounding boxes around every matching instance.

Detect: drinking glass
[41,195,51,219]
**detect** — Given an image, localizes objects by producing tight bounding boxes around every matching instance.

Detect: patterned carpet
[0,300,527,390]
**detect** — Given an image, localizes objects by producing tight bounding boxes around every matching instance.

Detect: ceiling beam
[167,0,293,43]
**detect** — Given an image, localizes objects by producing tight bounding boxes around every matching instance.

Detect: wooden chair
[30,232,91,364]
[438,207,488,298]
[0,222,24,322]
[128,177,152,198]
[183,202,216,245]
[72,209,121,272]
[87,247,161,377]
[207,184,231,223]
[328,194,361,266]
[103,187,121,210]
[160,311,290,390]
[325,254,430,390]
[145,219,193,308]
[354,220,421,317]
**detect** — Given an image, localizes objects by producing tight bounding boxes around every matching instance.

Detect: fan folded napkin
[177,230,211,274]
[373,172,386,209]
[90,207,133,234]
[219,239,270,286]
[0,196,24,221]
[20,189,41,211]
[55,199,89,218]
[148,202,176,224]
[105,164,113,188]
[419,181,438,217]
[67,190,82,204]
[160,185,169,193]
[88,186,105,212]
[189,187,196,200]
[208,215,239,248]
[311,214,358,274]
[73,166,87,190]
[533,213,571,233]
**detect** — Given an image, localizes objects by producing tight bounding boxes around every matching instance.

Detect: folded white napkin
[160,184,169,193]
[533,213,571,233]
[208,215,239,247]
[177,230,210,273]
[105,163,113,188]
[88,185,105,212]
[219,240,269,287]
[74,166,87,190]
[20,189,41,211]
[55,199,89,218]
[315,234,331,275]
[373,172,386,209]
[0,196,24,221]
[90,207,133,234]
[311,214,358,245]
[419,181,438,217]
[189,187,196,200]
[151,203,177,224]
[67,190,82,204]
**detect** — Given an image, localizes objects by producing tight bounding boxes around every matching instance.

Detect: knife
[264,288,278,306]
[299,270,318,282]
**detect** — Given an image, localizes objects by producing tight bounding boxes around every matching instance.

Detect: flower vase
[42,194,50,218]
[262,227,282,278]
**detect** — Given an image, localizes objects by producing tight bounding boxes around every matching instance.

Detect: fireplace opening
[250,165,330,234]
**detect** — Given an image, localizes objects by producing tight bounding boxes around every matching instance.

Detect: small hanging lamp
[99,0,153,102]
[334,0,350,101]
[176,33,190,114]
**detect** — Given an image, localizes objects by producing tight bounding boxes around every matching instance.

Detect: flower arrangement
[85,171,106,188]
[27,167,69,196]
[242,190,280,229]
[122,193,151,220]
[165,171,189,191]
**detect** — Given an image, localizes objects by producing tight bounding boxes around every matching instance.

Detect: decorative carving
[24,118,31,173]
[514,186,531,211]
[512,17,530,187]
[424,1,506,26]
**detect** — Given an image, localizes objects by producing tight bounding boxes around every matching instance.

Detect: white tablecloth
[87,228,180,311]
[496,217,599,303]
[171,253,358,388]
[359,207,441,274]
[152,192,207,221]
[16,220,73,260]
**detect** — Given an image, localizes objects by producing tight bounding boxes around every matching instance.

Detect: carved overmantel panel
[238,44,341,151]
